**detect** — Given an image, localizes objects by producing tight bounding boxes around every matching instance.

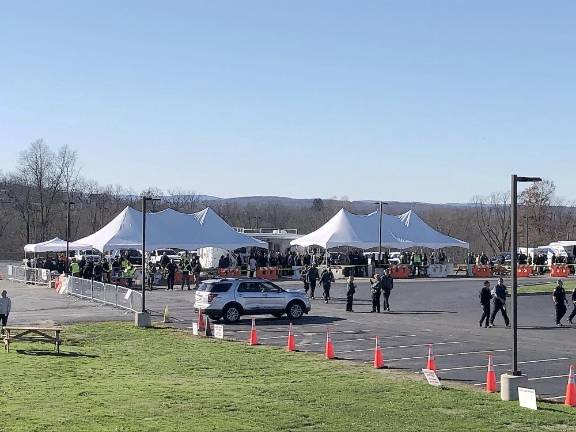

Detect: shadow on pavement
[15,349,98,358]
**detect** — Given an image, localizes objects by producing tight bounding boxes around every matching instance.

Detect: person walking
[346,275,356,312]
[300,265,309,295]
[381,269,394,311]
[553,280,569,327]
[249,256,257,278]
[568,285,576,325]
[370,274,382,313]
[489,277,510,328]
[0,290,11,330]
[192,258,202,288]
[147,261,157,290]
[479,281,492,328]
[307,264,319,299]
[166,259,177,291]
[180,258,192,290]
[320,266,335,303]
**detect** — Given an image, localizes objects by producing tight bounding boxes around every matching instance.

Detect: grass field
[1,323,575,432]
[518,280,576,294]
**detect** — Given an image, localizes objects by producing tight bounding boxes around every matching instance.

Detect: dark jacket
[479,286,492,305]
[553,286,567,304]
[381,276,394,293]
[494,284,507,303]
[320,270,334,286]
[370,279,382,294]
[306,267,319,282]
[346,282,356,296]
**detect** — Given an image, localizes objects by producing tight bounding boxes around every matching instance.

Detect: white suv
[194,278,311,323]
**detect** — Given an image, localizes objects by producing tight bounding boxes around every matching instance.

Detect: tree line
[0,140,574,260]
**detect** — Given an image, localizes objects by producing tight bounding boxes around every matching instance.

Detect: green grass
[1,323,575,432]
[518,280,576,294]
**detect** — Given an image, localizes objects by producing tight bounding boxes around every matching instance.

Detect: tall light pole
[65,200,75,274]
[511,175,541,375]
[138,196,159,327]
[374,202,388,267]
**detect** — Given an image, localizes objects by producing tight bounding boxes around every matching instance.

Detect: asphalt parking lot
[2,273,575,402]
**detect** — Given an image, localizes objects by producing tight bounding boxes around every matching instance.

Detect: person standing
[568,285,576,325]
[0,290,11,329]
[307,264,319,299]
[166,259,177,291]
[370,274,382,313]
[192,258,202,288]
[249,256,257,278]
[320,266,335,303]
[490,277,510,328]
[553,280,569,327]
[381,269,394,311]
[479,281,492,328]
[300,265,309,295]
[346,275,356,312]
[180,258,192,290]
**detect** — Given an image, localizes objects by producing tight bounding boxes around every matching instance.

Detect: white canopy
[73,206,268,252]
[192,208,268,250]
[290,208,469,250]
[24,237,92,253]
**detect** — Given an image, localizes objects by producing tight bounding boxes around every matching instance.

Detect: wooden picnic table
[2,326,63,353]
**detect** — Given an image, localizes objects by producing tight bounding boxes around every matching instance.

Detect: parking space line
[528,374,569,381]
[543,396,566,400]
[297,334,419,347]
[439,357,569,373]
[337,341,463,355]
[386,348,511,362]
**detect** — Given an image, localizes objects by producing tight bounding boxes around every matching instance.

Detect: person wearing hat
[553,279,569,327]
[479,281,492,328]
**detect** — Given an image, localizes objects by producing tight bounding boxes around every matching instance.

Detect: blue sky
[1,1,575,203]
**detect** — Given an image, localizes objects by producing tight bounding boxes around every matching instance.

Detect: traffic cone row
[325,327,335,359]
[249,318,258,346]
[286,323,296,352]
[566,365,576,407]
[486,352,496,393]
[373,337,384,369]
[426,344,436,372]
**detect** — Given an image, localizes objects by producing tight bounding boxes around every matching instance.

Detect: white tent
[73,206,268,252]
[192,208,268,250]
[290,208,468,250]
[24,237,92,253]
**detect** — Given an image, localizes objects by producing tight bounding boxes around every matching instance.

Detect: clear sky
[1,1,575,203]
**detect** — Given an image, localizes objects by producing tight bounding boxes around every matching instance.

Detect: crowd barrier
[516,265,532,278]
[256,267,278,281]
[66,276,142,313]
[7,265,52,286]
[427,264,448,278]
[218,267,242,278]
[472,265,492,278]
[390,265,411,279]
[550,264,571,278]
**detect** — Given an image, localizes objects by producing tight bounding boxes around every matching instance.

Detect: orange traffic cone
[426,344,436,372]
[373,336,384,369]
[325,327,335,359]
[249,318,259,346]
[486,352,497,393]
[198,309,206,331]
[565,365,576,407]
[286,323,296,352]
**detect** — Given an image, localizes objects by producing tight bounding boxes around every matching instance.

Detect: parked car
[74,249,101,262]
[113,249,143,265]
[363,251,401,265]
[194,278,311,323]
[149,249,181,265]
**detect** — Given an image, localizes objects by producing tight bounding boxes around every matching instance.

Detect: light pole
[65,200,75,274]
[138,196,159,327]
[374,202,388,267]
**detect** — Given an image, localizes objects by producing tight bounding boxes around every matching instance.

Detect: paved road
[2,275,574,402]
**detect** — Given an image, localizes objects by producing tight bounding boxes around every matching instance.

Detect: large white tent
[192,208,267,250]
[24,237,92,253]
[290,208,468,250]
[72,206,267,252]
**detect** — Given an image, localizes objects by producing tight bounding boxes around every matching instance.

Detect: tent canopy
[24,237,92,253]
[73,206,268,252]
[290,208,468,250]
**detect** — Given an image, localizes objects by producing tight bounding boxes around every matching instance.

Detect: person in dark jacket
[300,265,309,295]
[381,269,394,312]
[370,274,382,313]
[320,267,335,303]
[489,278,510,327]
[553,280,569,327]
[569,286,576,325]
[180,258,192,290]
[306,264,319,299]
[166,259,177,291]
[479,281,492,328]
[346,275,356,312]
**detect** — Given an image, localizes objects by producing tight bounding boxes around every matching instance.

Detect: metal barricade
[66,276,142,313]
[7,265,51,286]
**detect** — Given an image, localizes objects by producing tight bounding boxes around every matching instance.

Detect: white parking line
[543,395,566,400]
[385,349,511,362]
[298,334,418,346]
[439,357,569,373]
[337,341,463,355]
[528,374,569,382]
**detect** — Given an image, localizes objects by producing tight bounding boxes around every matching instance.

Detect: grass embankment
[518,280,576,294]
[1,323,575,432]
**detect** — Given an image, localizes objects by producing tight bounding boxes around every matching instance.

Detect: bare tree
[472,192,511,254]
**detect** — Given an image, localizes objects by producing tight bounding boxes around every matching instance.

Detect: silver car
[194,278,311,323]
